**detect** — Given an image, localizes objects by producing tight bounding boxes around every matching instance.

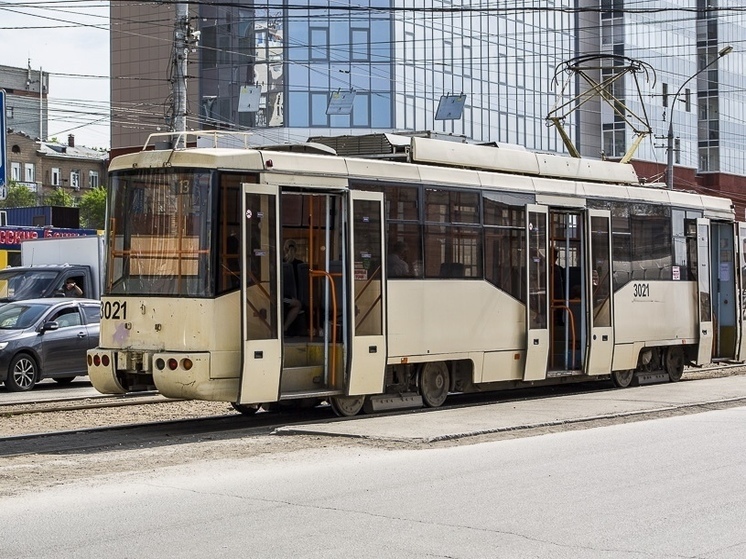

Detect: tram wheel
[330,395,364,417]
[611,369,635,389]
[665,347,685,382]
[230,402,261,416]
[419,362,450,407]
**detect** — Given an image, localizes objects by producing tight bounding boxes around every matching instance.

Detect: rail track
[0,390,169,415]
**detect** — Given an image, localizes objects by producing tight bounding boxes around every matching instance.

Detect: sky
[0,1,110,149]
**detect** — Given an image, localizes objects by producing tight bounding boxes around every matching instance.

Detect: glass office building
[193,0,576,151]
[111,1,746,186]
[598,0,746,179]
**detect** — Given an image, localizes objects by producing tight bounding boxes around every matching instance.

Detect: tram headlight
[155,358,165,370]
[102,354,110,367]
[93,354,101,366]
[181,358,193,371]
[87,354,92,366]
[167,358,178,371]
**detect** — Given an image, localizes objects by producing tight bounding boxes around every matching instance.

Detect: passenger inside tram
[282,239,308,336]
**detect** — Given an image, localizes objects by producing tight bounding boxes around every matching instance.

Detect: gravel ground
[1,366,744,498]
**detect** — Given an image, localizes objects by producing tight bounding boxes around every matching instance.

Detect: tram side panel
[611,280,699,370]
[386,280,526,382]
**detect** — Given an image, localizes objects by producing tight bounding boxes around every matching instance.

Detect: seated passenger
[387,241,410,278]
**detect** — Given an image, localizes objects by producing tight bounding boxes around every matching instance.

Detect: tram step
[364,392,423,413]
[279,389,343,401]
[280,365,325,392]
[637,371,669,385]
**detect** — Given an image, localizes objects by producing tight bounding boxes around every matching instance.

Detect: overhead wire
[3,0,746,158]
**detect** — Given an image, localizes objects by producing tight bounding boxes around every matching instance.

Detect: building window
[51,168,61,187]
[310,28,329,61]
[89,170,99,189]
[70,170,81,190]
[351,29,370,61]
[24,163,35,183]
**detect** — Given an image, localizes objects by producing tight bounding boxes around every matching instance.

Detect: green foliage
[45,188,74,207]
[0,181,38,208]
[79,186,107,230]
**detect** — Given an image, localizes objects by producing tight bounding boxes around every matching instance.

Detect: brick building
[5,131,108,203]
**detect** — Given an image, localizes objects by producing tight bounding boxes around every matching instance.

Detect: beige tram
[87,132,745,416]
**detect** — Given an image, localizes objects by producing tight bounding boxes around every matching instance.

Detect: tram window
[484,195,526,300]
[424,189,480,224]
[384,185,419,222]
[484,227,525,301]
[217,173,259,295]
[108,169,215,297]
[424,225,482,279]
[630,209,672,281]
[672,212,701,281]
[387,223,422,278]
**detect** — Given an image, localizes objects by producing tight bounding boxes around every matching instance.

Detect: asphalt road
[2,405,745,558]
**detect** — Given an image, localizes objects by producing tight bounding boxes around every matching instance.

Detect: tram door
[238,184,282,405]
[585,211,614,375]
[347,191,387,395]
[695,218,714,365]
[737,223,746,361]
[710,222,739,360]
[524,205,549,381]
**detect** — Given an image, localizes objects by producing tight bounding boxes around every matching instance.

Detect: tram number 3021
[633,283,650,298]
[102,301,128,320]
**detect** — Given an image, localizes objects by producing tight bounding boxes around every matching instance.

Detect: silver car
[0,299,101,391]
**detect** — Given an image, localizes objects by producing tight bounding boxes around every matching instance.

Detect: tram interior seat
[440,262,465,278]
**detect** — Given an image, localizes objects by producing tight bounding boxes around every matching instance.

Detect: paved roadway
[2,375,746,558]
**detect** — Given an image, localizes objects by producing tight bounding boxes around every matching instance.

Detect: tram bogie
[87,131,746,417]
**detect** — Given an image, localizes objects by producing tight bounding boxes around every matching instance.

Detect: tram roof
[109,132,735,220]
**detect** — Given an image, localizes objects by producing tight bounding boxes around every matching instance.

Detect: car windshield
[0,303,49,330]
[0,270,59,301]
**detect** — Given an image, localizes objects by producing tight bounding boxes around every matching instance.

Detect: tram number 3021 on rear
[633,283,650,298]
[102,301,127,320]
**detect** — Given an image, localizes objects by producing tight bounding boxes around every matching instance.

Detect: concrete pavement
[274,374,746,443]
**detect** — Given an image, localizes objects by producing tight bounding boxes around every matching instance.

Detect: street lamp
[666,45,733,189]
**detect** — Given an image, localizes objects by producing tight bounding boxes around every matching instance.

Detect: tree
[78,186,107,230]
[0,181,37,208]
[45,188,74,207]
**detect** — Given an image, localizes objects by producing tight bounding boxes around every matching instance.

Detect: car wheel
[6,354,39,392]
[54,376,76,385]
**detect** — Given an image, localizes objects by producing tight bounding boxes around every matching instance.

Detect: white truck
[0,235,105,302]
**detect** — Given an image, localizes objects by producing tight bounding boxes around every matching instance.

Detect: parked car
[0,298,101,391]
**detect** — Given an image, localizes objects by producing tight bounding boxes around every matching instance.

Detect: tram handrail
[308,268,339,385]
[551,301,578,370]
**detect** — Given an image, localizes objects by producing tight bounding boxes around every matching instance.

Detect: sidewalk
[273,374,746,443]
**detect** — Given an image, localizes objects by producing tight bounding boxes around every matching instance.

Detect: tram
[87,131,745,416]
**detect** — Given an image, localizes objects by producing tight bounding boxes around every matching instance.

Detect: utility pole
[666,45,732,189]
[172,2,189,148]
[39,67,43,141]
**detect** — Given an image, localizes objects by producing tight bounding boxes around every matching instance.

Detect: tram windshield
[107,168,215,297]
